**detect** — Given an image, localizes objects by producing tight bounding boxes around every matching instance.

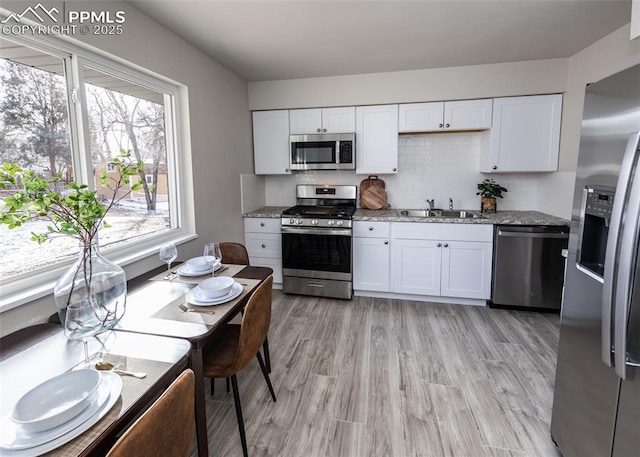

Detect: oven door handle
[281,227,352,236]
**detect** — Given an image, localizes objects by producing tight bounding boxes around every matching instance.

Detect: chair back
[220,242,250,265]
[230,275,273,373]
[106,369,195,457]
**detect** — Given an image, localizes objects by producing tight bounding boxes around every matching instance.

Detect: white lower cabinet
[243,217,282,285]
[391,223,493,300]
[353,221,390,292]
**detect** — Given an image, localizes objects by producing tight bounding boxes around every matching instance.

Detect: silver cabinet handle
[369,226,374,231]
[492,165,497,170]
[439,123,443,128]
[436,242,442,247]
[603,133,640,370]
[322,128,327,133]
[384,240,389,245]
[445,123,450,128]
[612,132,640,380]
[317,128,321,133]
[285,168,290,172]
[443,243,449,248]
[261,243,266,248]
[392,168,397,172]
[260,222,265,227]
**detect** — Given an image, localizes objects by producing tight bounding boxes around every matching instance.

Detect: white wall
[0,1,252,335]
[249,59,568,110]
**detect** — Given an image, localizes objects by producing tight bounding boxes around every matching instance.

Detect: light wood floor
[194,291,562,457]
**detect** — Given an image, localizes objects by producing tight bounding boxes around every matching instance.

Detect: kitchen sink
[398,209,437,217]
[398,209,484,219]
[436,210,484,219]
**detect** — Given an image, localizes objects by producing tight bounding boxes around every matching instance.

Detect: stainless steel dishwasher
[491,225,569,310]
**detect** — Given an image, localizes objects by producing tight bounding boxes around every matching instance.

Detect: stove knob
[327,220,334,226]
[297,219,304,225]
[336,220,343,226]
[289,218,295,225]
[312,219,319,225]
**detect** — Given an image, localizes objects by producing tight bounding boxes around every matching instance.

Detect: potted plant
[0,150,145,328]
[476,178,508,213]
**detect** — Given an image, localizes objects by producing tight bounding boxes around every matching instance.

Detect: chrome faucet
[426,199,435,211]
[449,198,454,210]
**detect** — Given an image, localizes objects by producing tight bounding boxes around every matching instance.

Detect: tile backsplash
[260,132,574,219]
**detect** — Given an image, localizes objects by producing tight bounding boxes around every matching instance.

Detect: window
[0,35,190,294]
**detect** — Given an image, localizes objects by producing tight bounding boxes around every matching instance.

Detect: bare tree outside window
[0,43,175,280]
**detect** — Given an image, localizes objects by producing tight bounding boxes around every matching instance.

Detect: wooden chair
[219,242,271,373]
[202,275,276,457]
[106,369,195,457]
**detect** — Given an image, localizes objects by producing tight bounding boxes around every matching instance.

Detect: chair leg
[226,377,230,393]
[230,374,248,457]
[263,337,271,373]
[211,377,214,396]
[256,351,277,402]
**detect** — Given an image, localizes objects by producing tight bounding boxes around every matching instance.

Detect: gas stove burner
[282,205,355,219]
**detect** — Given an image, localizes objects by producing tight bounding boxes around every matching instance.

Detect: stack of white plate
[0,369,122,455]
[186,279,243,306]
[177,256,221,276]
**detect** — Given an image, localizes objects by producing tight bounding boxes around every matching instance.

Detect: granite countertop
[356,209,570,226]
[243,206,289,218]
[244,206,570,226]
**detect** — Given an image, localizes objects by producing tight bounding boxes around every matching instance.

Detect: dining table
[115,263,274,457]
[0,325,191,456]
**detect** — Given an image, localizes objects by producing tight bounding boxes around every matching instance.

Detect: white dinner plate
[186,282,243,306]
[0,371,122,455]
[11,368,101,433]
[177,262,221,277]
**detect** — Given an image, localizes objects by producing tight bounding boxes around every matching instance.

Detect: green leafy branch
[0,149,145,245]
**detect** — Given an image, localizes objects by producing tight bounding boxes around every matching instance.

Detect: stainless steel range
[281,184,356,299]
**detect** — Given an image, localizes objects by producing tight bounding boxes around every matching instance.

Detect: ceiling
[129,0,632,82]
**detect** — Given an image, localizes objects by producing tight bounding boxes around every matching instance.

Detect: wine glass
[203,242,222,275]
[64,299,102,367]
[159,242,178,280]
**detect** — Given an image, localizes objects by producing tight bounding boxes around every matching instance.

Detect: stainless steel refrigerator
[551,64,640,457]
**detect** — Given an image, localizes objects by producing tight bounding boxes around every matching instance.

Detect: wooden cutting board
[360,176,391,209]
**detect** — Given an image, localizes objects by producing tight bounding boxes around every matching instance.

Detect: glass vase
[54,238,127,332]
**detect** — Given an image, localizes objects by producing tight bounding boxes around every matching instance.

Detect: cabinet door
[353,237,390,292]
[486,94,562,172]
[289,108,322,134]
[441,241,492,299]
[398,102,444,132]
[356,104,399,174]
[252,110,291,175]
[444,99,492,131]
[244,233,281,259]
[392,239,441,295]
[322,107,356,133]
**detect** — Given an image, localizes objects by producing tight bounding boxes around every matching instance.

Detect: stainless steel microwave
[290,133,355,171]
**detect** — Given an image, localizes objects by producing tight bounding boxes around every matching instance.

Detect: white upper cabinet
[356,104,399,175]
[484,94,562,172]
[252,110,291,175]
[399,99,492,132]
[289,107,355,134]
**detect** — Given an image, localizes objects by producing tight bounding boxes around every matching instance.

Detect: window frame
[0,30,196,312]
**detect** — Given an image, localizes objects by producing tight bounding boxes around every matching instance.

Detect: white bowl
[11,369,101,433]
[186,256,214,271]
[199,276,235,299]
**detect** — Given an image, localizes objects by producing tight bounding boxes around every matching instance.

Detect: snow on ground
[1,206,170,280]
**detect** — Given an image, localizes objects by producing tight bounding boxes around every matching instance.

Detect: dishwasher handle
[497,229,569,239]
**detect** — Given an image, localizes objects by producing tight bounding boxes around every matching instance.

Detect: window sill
[0,232,197,314]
